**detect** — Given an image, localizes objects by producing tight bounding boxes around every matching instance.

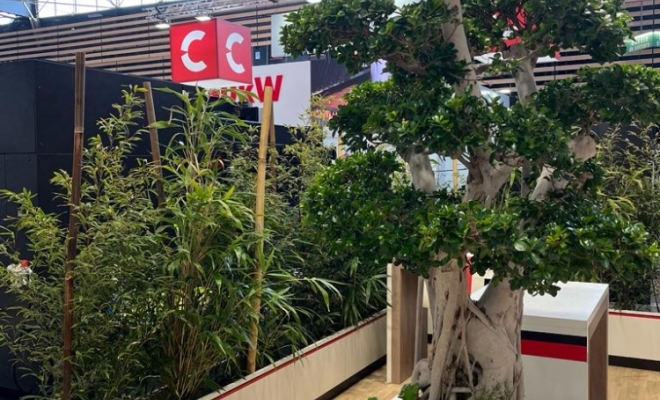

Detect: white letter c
[225,32,245,74]
[180,30,207,72]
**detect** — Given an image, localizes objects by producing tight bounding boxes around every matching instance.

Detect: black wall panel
[0,156,6,223]
[35,61,185,157]
[310,58,353,93]
[0,62,36,154]
[36,154,69,218]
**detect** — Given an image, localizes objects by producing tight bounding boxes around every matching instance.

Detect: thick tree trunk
[408,156,523,399]
[406,0,525,398]
[508,43,538,101]
[408,3,534,399]
[467,41,540,400]
[421,266,521,400]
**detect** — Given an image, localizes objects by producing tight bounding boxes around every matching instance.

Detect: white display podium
[472,282,609,400]
[387,280,608,399]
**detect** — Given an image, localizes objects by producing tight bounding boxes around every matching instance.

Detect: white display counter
[472,282,609,400]
[388,280,609,400]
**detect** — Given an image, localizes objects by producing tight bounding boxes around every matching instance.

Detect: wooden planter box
[198,311,387,400]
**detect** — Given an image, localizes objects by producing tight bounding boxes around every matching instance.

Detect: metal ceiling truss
[0,0,39,27]
[146,0,278,22]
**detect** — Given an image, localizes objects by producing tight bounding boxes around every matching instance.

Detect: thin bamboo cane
[247,86,274,374]
[63,52,86,400]
[143,81,166,207]
[413,276,425,365]
[452,158,459,191]
[268,104,277,179]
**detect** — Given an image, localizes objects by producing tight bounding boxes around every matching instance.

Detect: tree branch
[386,53,427,75]
[530,133,597,201]
[406,151,437,193]
[474,63,491,75]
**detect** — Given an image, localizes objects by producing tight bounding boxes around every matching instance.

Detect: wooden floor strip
[332,365,660,400]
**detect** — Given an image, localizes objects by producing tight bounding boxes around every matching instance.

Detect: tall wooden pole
[452,158,459,191]
[247,86,274,374]
[268,105,277,178]
[63,52,86,400]
[143,81,166,207]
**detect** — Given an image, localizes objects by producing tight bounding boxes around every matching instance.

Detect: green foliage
[289,97,389,328]
[595,124,660,310]
[282,0,660,307]
[463,0,631,61]
[304,151,434,278]
[399,383,422,400]
[535,65,660,131]
[0,88,166,399]
[0,87,341,400]
[333,64,660,172]
[367,382,421,400]
[282,0,631,84]
[304,149,660,294]
[281,0,466,81]
[146,87,339,398]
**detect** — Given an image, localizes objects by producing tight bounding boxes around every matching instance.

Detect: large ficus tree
[282,0,660,398]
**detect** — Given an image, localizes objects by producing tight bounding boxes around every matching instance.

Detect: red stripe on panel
[522,339,587,362]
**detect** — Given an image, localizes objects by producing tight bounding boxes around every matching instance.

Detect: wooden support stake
[452,158,459,191]
[386,264,420,383]
[413,276,425,365]
[143,81,166,207]
[268,106,277,179]
[247,86,274,374]
[63,52,86,400]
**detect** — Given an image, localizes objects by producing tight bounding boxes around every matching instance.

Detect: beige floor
[333,365,660,400]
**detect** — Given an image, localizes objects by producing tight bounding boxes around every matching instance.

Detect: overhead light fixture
[306,0,321,3]
[196,15,211,21]
[498,88,511,94]
[155,20,170,29]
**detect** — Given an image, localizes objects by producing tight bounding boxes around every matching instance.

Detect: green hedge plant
[0,86,336,400]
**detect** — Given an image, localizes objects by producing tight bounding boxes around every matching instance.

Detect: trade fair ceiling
[0,0,277,26]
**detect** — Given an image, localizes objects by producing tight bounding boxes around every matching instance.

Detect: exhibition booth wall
[0,59,306,222]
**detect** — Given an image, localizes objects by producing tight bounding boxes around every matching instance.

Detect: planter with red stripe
[197,311,387,400]
[609,309,660,371]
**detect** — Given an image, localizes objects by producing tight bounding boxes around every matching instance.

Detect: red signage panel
[169,19,253,84]
[170,21,219,82]
[215,19,253,84]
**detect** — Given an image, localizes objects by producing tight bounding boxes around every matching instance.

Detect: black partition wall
[0,59,298,396]
[0,60,303,225]
[0,60,191,396]
[0,61,185,225]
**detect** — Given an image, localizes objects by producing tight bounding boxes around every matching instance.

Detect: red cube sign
[170,19,253,84]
